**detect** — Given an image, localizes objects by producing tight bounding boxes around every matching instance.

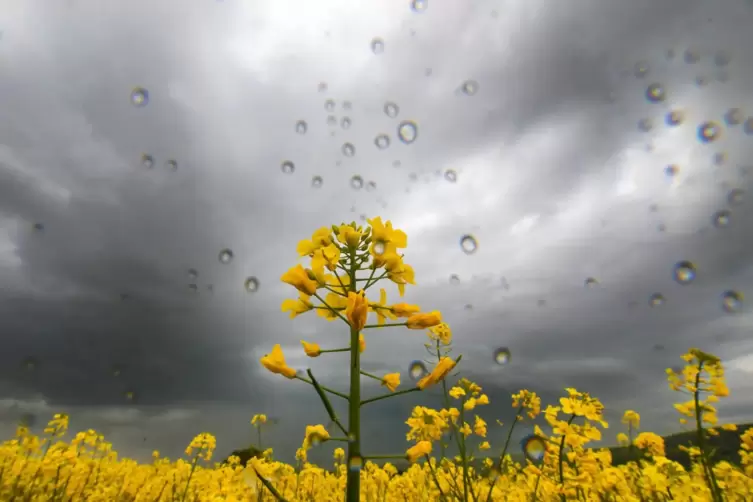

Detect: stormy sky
[1,0,752,465]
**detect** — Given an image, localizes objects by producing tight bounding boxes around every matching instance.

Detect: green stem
[179,456,199,502]
[459,403,470,502]
[253,467,289,502]
[485,408,523,502]
[693,362,723,502]
[321,348,351,354]
[359,370,384,381]
[294,375,349,400]
[314,293,351,324]
[360,387,422,406]
[558,414,577,502]
[306,369,348,436]
[425,455,449,501]
[363,322,407,329]
[257,426,262,450]
[345,250,362,502]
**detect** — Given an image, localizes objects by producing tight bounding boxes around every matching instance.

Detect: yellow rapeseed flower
[260,344,297,378]
[301,340,321,357]
[406,441,432,463]
[281,264,318,296]
[281,292,314,318]
[417,357,456,390]
[381,373,400,392]
[345,290,369,331]
[406,311,442,329]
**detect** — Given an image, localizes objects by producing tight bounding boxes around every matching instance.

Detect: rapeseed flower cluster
[2,220,752,501]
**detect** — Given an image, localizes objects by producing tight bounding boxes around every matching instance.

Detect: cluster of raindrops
[138,154,178,172]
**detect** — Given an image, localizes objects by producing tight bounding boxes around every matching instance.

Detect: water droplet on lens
[125,391,135,401]
[449,274,460,285]
[584,277,598,287]
[311,175,323,188]
[727,188,744,206]
[493,347,511,365]
[666,110,684,126]
[373,241,385,255]
[342,143,356,157]
[188,283,198,293]
[165,159,178,171]
[649,293,665,307]
[325,99,335,111]
[350,175,364,190]
[638,118,653,132]
[188,269,198,280]
[698,121,721,142]
[721,290,743,313]
[461,80,478,95]
[634,61,650,78]
[318,82,328,92]
[673,261,696,284]
[130,87,149,107]
[371,38,384,54]
[444,170,457,182]
[713,152,727,166]
[348,455,363,471]
[384,102,399,118]
[374,134,391,149]
[244,277,259,293]
[743,118,753,135]
[684,49,700,64]
[32,222,44,231]
[645,83,666,103]
[341,117,351,129]
[460,234,477,254]
[724,108,743,126]
[408,360,427,380]
[397,121,418,144]
[714,50,731,67]
[295,120,308,134]
[411,0,428,11]
[327,115,337,126]
[281,161,295,174]
[219,249,234,264]
[521,435,546,463]
[141,154,154,169]
[23,357,37,371]
[665,164,679,178]
[712,210,731,228]
[366,181,376,191]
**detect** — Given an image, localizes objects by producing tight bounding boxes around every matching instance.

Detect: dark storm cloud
[0,0,752,464]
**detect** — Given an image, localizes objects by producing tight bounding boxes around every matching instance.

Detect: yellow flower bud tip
[301,340,321,357]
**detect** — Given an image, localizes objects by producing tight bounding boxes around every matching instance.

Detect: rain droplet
[684,49,700,64]
[665,164,679,178]
[384,102,399,118]
[374,134,391,149]
[373,241,385,255]
[244,277,259,293]
[638,118,653,132]
[325,99,335,111]
[23,357,38,371]
[397,121,419,144]
[365,181,376,191]
[408,361,427,380]
[165,159,178,172]
[724,108,743,126]
[727,188,744,206]
[449,274,460,285]
[342,143,355,157]
[188,284,198,293]
[341,117,351,129]
[666,110,684,126]
[713,152,727,166]
[411,0,428,11]
[634,61,650,78]
[350,175,364,190]
[461,80,479,95]
[744,118,753,135]
[281,161,295,174]
[125,391,135,401]
[141,154,154,169]
[460,234,477,254]
[493,347,511,365]
[219,249,234,264]
[714,50,731,67]
[649,293,665,307]
[342,101,352,110]
[697,121,721,142]
[295,120,308,134]
[721,290,743,313]
[130,87,149,107]
[673,261,696,284]
[521,435,546,463]
[188,269,198,280]
[584,277,599,287]
[311,176,323,188]
[32,222,44,231]
[371,38,384,54]
[327,115,337,126]
[318,82,328,92]
[444,170,457,182]
[348,455,363,471]
[712,210,731,228]
[645,83,666,103]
